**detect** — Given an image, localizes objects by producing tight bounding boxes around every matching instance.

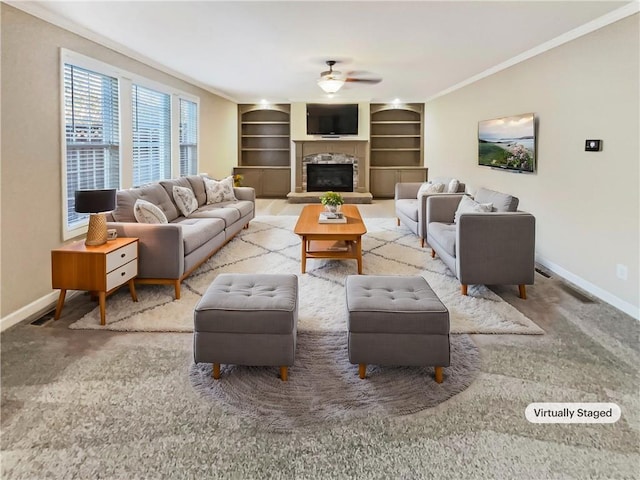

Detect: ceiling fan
[317,60,382,94]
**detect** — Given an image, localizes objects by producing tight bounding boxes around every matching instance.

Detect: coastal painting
[478,113,535,173]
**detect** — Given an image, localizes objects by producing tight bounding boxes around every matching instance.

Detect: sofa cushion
[112,183,180,223]
[133,199,168,224]
[159,177,193,206]
[428,222,457,257]
[227,200,255,218]
[396,199,419,222]
[447,179,460,193]
[172,186,198,217]
[204,176,237,204]
[186,175,207,206]
[454,195,493,223]
[417,182,445,197]
[190,203,241,226]
[474,187,519,212]
[172,218,225,255]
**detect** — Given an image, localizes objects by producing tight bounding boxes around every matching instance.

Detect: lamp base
[85,213,108,246]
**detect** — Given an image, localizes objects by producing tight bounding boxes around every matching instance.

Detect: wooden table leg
[54,289,66,320]
[300,236,307,273]
[98,291,106,326]
[128,279,138,302]
[356,237,363,274]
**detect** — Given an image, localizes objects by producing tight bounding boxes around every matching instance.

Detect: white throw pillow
[172,186,198,217]
[133,199,168,224]
[416,182,445,198]
[204,176,237,204]
[447,178,460,193]
[454,195,493,223]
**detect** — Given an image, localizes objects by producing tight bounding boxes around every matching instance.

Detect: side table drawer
[106,258,138,292]
[106,242,138,272]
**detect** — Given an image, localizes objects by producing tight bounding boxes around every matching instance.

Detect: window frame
[60,49,200,240]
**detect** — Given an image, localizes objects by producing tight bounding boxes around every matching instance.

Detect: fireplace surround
[293,140,368,193]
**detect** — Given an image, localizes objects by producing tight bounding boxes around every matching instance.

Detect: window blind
[64,64,120,228]
[179,99,198,176]
[132,85,171,186]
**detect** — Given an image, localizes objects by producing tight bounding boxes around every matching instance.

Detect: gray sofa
[426,187,535,299]
[106,175,255,299]
[395,177,466,247]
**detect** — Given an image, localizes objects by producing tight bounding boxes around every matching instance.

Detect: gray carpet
[1,209,638,478]
[190,332,480,431]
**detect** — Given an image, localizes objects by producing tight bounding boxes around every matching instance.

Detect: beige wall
[0,4,236,320]
[425,14,639,316]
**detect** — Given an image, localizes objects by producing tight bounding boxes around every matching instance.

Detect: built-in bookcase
[235,104,291,197]
[369,103,427,197]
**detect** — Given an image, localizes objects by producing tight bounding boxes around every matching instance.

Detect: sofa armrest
[106,222,185,279]
[234,187,255,203]
[426,194,464,224]
[394,182,422,200]
[456,212,536,285]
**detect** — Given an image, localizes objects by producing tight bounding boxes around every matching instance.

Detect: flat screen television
[478,113,536,173]
[306,103,358,136]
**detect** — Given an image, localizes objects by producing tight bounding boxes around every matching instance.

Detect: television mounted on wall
[478,113,536,173]
[306,103,359,136]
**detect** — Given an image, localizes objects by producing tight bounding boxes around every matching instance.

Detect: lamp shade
[317,77,345,94]
[74,189,116,214]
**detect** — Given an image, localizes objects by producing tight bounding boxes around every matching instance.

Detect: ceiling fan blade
[345,78,382,84]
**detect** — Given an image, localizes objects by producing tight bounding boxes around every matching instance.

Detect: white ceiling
[17,1,635,103]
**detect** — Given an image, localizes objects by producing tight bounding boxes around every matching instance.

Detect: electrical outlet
[616,264,628,281]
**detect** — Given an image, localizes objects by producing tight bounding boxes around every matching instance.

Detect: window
[132,85,171,186]
[179,99,198,176]
[61,49,200,239]
[63,64,120,230]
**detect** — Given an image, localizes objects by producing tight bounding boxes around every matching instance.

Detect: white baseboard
[0,291,80,332]
[536,255,639,321]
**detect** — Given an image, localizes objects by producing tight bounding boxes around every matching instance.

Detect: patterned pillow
[453,195,493,223]
[133,199,168,224]
[204,176,237,204]
[172,186,198,217]
[416,182,445,198]
[447,178,460,193]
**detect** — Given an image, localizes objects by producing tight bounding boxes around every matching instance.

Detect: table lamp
[74,189,116,246]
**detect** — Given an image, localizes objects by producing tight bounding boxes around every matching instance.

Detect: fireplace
[293,140,369,194]
[307,164,353,192]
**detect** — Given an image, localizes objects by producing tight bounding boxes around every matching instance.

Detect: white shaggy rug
[69,216,544,334]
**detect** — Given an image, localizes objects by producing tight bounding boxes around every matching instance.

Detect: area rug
[69,215,544,334]
[189,332,480,431]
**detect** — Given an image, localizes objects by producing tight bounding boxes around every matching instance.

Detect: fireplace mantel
[293,140,369,193]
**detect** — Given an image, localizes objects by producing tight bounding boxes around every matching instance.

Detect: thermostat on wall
[585,139,602,151]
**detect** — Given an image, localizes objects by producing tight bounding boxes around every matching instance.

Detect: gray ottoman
[345,275,450,383]
[194,273,298,381]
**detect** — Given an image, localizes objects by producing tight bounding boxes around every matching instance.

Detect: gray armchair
[426,188,535,299]
[395,177,466,247]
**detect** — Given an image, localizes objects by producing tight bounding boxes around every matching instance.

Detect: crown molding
[4,0,238,102]
[427,2,640,102]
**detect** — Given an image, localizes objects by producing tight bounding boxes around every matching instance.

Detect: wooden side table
[52,237,139,326]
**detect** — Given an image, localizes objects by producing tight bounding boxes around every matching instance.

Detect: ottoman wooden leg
[431,249,436,258]
[358,364,367,379]
[212,363,221,379]
[434,366,443,384]
[280,366,288,382]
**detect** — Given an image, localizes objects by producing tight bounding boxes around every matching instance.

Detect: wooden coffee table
[293,204,367,274]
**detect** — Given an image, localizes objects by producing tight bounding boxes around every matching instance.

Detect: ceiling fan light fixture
[317,77,345,94]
